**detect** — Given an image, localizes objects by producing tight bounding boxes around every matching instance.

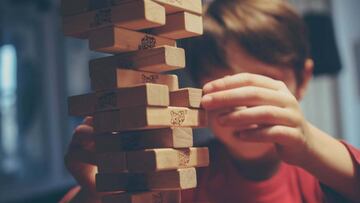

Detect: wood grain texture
[95,83,169,111]
[89,26,176,53]
[94,106,207,133]
[127,147,210,172]
[97,147,209,173]
[61,0,202,16]
[152,0,202,14]
[151,12,203,39]
[68,84,170,116]
[89,46,185,73]
[170,88,203,108]
[63,0,165,38]
[95,128,193,152]
[96,168,197,192]
[90,68,179,92]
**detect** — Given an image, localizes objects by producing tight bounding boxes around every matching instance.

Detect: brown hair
[182,0,310,85]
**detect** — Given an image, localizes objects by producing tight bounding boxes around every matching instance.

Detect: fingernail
[201,95,213,106]
[203,83,213,94]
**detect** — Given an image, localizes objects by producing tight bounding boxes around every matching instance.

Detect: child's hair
[183,0,310,84]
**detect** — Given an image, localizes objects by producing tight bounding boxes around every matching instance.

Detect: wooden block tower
[62,0,209,202]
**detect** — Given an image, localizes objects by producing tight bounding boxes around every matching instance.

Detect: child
[61,0,360,202]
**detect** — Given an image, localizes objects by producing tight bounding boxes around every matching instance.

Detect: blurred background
[0,0,359,202]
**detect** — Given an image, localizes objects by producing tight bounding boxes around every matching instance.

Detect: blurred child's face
[201,45,301,161]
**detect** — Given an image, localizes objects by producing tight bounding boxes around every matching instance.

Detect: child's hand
[201,73,313,166]
[64,117,100,202]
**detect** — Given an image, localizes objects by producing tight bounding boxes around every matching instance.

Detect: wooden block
[102,191,181,203]
[94,106,207,133]
[127,147,210,172]
[61,0,129,16]
[151,12,203,40]
[61,0,114,16]
[62,0,202,16]
[97,152,127,173]
[89,26,176,53]
[110,0,202,15]
[90,68,179,92]
[63,0,165,38]
[97,147,209,173]
[68,93,95,116]
[95,128,193,152]
[170,88,203,108]
[96,83,169,112]
[61,0,89,16]
[89,46,185,73]
[68,84,169,116]
[152,0,202,15]
[96,168,197,192]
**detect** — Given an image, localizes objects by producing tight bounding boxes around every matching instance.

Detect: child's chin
[227,137,276,160]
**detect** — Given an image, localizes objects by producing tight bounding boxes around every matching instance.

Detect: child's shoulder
[281,163,325,201]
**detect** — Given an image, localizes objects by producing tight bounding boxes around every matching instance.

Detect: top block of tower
[61,0,202,16]
[63,0,166,38]
[151,0,202,15]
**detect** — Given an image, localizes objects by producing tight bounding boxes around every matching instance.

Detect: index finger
[83,116,93,126]
[203,73,287,94]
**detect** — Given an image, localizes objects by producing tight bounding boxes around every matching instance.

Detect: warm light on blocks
[170,88,203,108]
[97,147,209,173]
[89,26,176,53]
[152,12,203,40]
[96,168,197,192]
[62,0,207,201]
[93,106,207,133]
[68,84,170,116]
[95,128,194,152]
[89,46,186,73]
[90,68,179,92]
[63,0,166,37]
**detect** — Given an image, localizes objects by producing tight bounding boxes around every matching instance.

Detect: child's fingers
[217,106,300,127]
[71,125,95,151]
[83,116,94,126]
[203,73,288,94]
[67,123,96,164]
[64,118,98,196]
[201,86,293,110]
[235,125,303,146]
[74,124,94,134]
[64,149,98,193]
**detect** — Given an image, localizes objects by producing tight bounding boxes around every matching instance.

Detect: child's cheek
[208,110,239,147]
[208,110,277,160]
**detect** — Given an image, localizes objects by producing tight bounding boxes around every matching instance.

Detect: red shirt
[182,141,360,203]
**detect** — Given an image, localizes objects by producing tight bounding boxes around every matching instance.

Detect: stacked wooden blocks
[62,0,209,202]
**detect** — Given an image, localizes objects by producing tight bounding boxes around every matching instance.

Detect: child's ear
[296,59,314,100]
